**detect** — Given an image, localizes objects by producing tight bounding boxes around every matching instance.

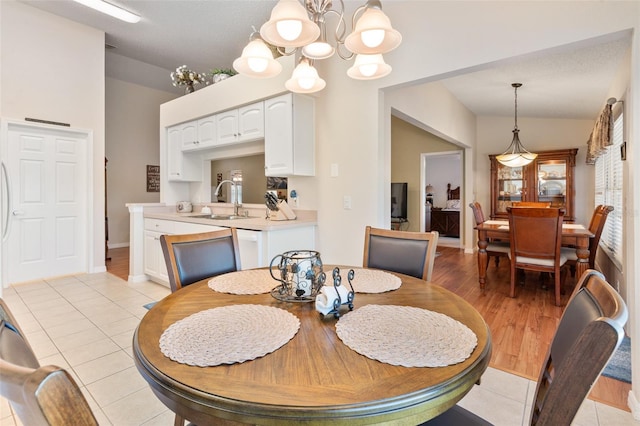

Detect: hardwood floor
[105,245,630,411]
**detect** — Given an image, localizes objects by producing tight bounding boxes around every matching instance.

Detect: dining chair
[468,202,510,268]
[512,201,551,207]
[363,226,439,281]
[562,205,614,273]
[507,207,567,306]
[160,228,241,425]
[422,269,628,426]
[0,299,98,426]
[161,228,241,292]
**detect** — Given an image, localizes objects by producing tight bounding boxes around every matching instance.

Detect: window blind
[594,111,623,264]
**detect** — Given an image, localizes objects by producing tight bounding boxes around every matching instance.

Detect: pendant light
[496,83,537,168]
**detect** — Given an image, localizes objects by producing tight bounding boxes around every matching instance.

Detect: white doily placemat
[348,268,402,293]
[335,304,477,367]
[208,270,278,295]
[159,304,300,366]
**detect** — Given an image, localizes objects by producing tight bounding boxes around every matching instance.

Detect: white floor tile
[73,350,134,385]
[3,272,636,426]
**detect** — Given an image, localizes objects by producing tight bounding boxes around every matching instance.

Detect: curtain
[586,104,613,165]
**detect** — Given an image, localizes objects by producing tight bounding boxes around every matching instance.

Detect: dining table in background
[133,266,492,425]
[474,220,594,289]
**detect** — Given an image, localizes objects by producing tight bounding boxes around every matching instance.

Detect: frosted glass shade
[233,39,282,78]
[347,54,391,80]
[345,7,401,54]
[260,0,320,48]
[285,58,326,93]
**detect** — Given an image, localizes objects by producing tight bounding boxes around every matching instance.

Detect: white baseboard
[464,248,475,254]
[128,274,149,283]
[108,242,130,249]
[629,390,640,420]
[92,266,107,273]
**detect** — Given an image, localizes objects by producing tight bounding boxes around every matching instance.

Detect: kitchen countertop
[135,204,317,232]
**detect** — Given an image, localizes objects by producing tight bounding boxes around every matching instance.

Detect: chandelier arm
[276,46,298,57]
[335,43,354,60]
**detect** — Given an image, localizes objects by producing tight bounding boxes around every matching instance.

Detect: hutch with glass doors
[489,148,578,221]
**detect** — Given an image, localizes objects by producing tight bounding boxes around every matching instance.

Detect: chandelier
[496,83,537,168]
[233,0,401,93]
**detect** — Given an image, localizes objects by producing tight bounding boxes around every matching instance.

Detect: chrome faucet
[214,179,241,216]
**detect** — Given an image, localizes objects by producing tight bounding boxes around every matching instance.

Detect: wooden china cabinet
[489,148,578,221]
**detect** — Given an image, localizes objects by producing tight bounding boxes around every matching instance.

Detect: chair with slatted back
[0,299,98,426]
[562,205,614,273]
[469,202,510,268]
[422,268,628,425]
[160,228,241,293]
[512,201,551,207]
[507,207,569,306]
[363,226,439,281]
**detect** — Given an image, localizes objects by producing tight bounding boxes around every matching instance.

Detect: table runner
[208,269,277,294]
[336,304,477,367]
[349,268,402,293]
[159,304,300,366]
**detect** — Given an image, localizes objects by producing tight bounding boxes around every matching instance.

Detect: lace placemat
[336,304,477,367]
[349,268,402,293]
[208,270,278,295]
[159,304,300,366]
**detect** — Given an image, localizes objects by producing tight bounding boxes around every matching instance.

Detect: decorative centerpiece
[315,267,355,318]
[170,65,206,94]
[269,250,324,302]
[210,68,237,84]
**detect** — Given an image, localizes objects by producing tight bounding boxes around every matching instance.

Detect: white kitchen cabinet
[143,219,175,286]
[179,121,198,151]
[167,126,202,181]
[238,103,264,141]
[180,117,216,152]
[141,217,316,286]
[216,110,239,145]
[216,102,264,146]
[264,93,315,176]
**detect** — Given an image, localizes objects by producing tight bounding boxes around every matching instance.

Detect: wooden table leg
[575,244,590,280]
[477,237,488,290]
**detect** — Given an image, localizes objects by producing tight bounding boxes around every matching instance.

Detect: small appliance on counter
[176,201,193,213]
[265,192,296,221]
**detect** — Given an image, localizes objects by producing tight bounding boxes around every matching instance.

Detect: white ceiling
[20,0,631,120]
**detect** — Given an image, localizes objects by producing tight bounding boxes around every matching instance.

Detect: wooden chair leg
[554,269,562,307]
[510,266,517,298]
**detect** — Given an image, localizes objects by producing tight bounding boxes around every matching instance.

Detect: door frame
[420,151,463,247]
[0,118,94,291]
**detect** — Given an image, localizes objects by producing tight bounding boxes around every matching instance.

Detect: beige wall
[391,116,461,232]
[105,78,177,247]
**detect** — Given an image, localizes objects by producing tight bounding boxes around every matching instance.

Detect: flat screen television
[391,182,408,220]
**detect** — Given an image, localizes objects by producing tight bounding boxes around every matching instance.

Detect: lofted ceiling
[19,0,631,120]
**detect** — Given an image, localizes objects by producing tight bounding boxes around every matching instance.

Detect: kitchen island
[127,203,317,286]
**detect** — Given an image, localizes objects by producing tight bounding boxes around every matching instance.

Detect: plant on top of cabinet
[170,65,206,94]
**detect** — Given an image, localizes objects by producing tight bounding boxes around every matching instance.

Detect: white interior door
[5,124,87,284]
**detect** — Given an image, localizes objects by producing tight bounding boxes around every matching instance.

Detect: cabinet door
[197,116,216,148]
[167,126,202,181]
[144,230,169,285]
[216,110,239,145]
[167,126,183,180]
[180,121,199,151]
[264,95,294,176]
[238,103,264,142]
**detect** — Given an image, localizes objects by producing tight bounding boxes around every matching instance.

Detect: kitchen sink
[190,214,251,220]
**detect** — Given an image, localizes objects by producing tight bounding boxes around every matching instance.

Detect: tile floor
[0,272,637,426]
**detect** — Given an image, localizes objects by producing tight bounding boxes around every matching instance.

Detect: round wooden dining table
[133,267,492,425]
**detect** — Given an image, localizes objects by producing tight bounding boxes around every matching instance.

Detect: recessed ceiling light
[73,0,141,23]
